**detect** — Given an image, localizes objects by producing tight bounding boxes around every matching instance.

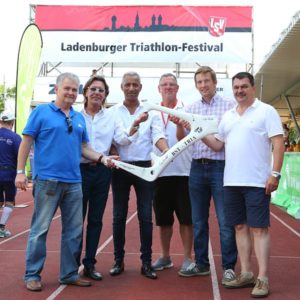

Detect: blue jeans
[111,162,154,264]
[79,164,111,267]
[24,179,83,283]
[189,159,237,269]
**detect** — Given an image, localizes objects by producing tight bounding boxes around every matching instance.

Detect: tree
[0,84,16,113]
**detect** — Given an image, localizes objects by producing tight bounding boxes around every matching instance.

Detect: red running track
[0,185,300,300]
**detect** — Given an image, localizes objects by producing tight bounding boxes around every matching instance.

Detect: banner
[15,24,43,134]
[35,5,252,64]
[272,153,300,219]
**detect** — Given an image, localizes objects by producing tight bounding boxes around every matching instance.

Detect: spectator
[0,111,21,238]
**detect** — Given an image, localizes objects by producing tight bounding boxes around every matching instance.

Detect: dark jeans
[189,159,237,270]
[79,163,112,267]
[111,161,154,265]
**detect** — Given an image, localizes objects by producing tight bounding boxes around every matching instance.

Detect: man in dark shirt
[0,111,21,238]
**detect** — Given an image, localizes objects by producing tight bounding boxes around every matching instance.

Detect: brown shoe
[223,272,255,289]
[251,279,269,298]
[26,280,42,291]
[64,278,92,287]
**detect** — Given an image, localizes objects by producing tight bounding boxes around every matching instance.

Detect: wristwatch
[271,171,281,180]
[17,169,26,174]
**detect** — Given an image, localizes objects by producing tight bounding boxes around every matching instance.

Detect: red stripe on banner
[35,5,252,30]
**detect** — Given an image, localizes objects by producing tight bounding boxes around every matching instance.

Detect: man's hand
[134,112,149,125]
[102,155,120,168]
[15,174,28,191]
[265,175,280,195]
[170,115,191,130]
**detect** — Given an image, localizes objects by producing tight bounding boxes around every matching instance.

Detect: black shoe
[109,262,124,276]
[141,264,157,280]
[84,266,103,281]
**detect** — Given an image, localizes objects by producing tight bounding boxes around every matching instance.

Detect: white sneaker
[0,228,11,238]
[178,259,194,275]
[222,269,236,285]
[152,257,173,271]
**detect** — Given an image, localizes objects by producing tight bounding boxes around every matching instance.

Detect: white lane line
[0,215,61,245]
[208,239,221,300]
[271,211,300,238]
[46,211,138,300]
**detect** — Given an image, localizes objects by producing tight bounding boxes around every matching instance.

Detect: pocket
[46,179,58,196]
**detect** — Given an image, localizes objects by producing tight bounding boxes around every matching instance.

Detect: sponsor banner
[15,24,43,134]
[33,76,234,108]
[35,5,252,63]
[272,153,300,219]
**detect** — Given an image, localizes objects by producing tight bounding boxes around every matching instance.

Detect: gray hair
[121,71,141,86]
[159,73,177,84]
[56,72,80,87]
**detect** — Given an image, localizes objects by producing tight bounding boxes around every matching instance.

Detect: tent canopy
[255,11,300,123]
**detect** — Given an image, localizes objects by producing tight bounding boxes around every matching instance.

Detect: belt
[80,162,101,168]
[194,158,224,164]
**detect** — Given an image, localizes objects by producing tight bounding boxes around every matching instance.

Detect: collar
[201,93,218,105]
[49,101,75,117]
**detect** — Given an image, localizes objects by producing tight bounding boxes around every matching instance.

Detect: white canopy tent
[255,11,300,130]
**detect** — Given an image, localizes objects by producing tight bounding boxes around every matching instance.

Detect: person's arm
[265,134,285,195]
[81,143,119,167]
[155,138,169,154]
[169,116,189,141]
[202,135,224,152]
[128,112,149,136]
[15,135,34,191]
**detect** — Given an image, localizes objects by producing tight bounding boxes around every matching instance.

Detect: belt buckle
[199,158,209,164]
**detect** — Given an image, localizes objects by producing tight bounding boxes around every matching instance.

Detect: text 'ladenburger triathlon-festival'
[60,42,224,54]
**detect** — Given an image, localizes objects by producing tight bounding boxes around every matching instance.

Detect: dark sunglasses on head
[66,116,73,133]
[89,87,105,93]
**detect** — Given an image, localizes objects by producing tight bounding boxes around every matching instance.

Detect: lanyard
[160,101,178,128]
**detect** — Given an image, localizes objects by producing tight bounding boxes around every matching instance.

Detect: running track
[0,186,300,300]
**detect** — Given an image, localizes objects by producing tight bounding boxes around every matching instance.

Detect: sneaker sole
[224,282,256,289]
[152,262,173,271]
[178,270,211,277]
[251,292,269,298]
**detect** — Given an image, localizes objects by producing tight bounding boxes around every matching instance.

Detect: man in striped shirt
[176,66,237,285]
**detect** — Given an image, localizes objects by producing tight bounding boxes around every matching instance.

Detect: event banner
[35,5,252,64]
[272,153,300,219]
[15,24,43,135]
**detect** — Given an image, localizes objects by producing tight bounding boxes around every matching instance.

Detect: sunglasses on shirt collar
[65,116,73,133]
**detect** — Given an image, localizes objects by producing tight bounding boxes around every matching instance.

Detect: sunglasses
[66,116,73,133]
[89,87,105,93]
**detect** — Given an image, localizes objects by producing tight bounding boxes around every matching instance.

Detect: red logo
[208,17,226,37]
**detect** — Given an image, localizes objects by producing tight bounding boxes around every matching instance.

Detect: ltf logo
[208,16,227,37]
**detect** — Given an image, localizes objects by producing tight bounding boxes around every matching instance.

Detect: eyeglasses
[66,116,73,134]
[89,87,105,93]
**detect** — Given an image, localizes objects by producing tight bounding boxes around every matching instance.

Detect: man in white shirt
[151,73,193,275]
[79,76,135,281]
[203,72,284,298]
[109,71,169,280]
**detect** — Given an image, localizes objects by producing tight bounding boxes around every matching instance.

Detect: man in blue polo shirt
[15,72,117,292]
